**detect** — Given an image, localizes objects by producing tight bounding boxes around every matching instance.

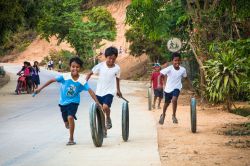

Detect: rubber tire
[148,88,152,110]
[89,103,105,147]
[122,102,129,142]
[190,98,197,133]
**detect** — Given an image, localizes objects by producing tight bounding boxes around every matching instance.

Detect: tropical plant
[204,48,249,110]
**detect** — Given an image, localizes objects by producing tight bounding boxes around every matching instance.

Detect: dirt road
[136,89,250,166]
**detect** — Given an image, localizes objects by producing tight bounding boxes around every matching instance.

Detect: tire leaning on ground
[122,101,129,142]
[190,97,197,133]
[89,103,105,147]
[148,88,152,110]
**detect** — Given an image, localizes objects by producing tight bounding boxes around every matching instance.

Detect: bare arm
[35,78,56,94]
[162,75,167,89]
[116,77,122,98]
[17,67,23,75]
[88,88,102,108]
[86,71,93,81]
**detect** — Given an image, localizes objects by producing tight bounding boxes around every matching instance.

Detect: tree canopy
[125,0,190,62]
[38,0,116,59]
[126,0,250,109]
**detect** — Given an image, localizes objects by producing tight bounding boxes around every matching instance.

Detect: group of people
[34,46,191,146]
[47,59,63,71]
[15,61,40,94]
[35,47,121,145]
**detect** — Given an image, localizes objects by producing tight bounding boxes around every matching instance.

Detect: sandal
[172,115,178,124]
[66,141,76,146]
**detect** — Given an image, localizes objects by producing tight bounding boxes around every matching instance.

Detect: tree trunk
[226,95,232,111]
[189,41,206,99]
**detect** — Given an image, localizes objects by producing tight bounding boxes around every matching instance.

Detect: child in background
[150,63,164,109]
[159,53,192,125]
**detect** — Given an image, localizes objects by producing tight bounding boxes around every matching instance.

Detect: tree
[126,0,250,107]
[125,0,190,63]
[38,0,116,59]
[0,0,23,45]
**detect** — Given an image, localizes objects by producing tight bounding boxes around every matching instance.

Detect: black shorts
[59,103,79,122]
[164,89,180,103]
[97,94,114,108]
[154,88,163,98]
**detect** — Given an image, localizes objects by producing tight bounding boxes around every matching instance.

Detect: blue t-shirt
[56,73,90,105]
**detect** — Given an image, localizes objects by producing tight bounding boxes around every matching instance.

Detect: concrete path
[0,63,161,166]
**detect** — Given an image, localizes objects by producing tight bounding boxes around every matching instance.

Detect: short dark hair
[172,52,181,60]
[69,57,83,67]
[105,46,118,57]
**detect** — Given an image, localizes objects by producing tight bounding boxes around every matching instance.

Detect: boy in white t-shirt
[159,52,192,125]
[86,47,122,134]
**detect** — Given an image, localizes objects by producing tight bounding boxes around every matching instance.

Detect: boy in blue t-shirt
[35,57,101,145]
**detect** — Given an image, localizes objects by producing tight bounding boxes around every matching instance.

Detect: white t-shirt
[92,62,120,96]
[160,65,187,93]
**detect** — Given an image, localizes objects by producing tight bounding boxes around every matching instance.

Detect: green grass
[230,107,250,117]
[223,122,250,136]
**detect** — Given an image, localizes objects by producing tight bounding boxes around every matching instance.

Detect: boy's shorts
[97,94,114,108]
[59,103,79,122]
[164,89,180,103]
[154,88,163,98]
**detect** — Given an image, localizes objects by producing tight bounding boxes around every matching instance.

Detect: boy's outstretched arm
[86,71,93,81]
[35,78,56,94]
[88,89,102,108]
[116,77,122,98]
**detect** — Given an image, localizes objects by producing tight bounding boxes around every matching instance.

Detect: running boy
[150,63,164,109]
[35,57,101,145]
[159,52,191,125]
[86,46,122,132]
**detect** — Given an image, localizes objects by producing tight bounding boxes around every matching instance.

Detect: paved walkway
[0,63,161,166]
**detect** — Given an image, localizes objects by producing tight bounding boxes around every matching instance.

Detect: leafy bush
[0,28,36,56]
[204,40,250,110]
[230,108,250,117]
